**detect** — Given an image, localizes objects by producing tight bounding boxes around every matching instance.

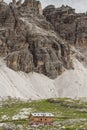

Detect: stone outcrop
[0,1,73,79]
[43,5,87,66]
[10,0,43,15]
[23,0,42,15]
[0,0,3,2]
[43,5,87,46]
[6,49,33,72]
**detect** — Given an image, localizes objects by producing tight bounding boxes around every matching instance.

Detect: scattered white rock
[12,108,31,120]
[1,115,9,120]
[17,124,23,130]
[0,123,6,127]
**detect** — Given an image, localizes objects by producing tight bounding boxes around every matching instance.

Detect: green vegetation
[0,98,87,129]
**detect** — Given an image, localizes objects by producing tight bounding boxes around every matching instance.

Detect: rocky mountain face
[43,5,87,67]
[0,0,73,79]
[43,5,87,46]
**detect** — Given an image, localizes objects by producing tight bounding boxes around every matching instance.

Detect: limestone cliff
[43,5,87,46]
[43,5,87,66]
[0,1,72,79]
